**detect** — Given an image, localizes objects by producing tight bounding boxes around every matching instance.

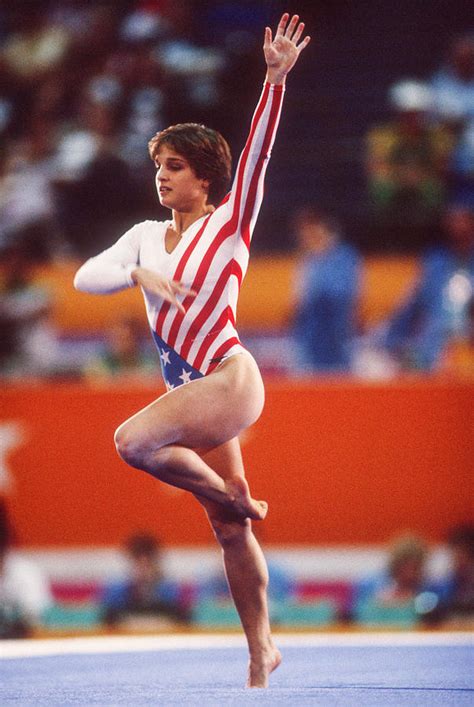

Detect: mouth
[159,186,172,194]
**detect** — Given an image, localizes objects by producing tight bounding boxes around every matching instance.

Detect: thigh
[116,352,265,453]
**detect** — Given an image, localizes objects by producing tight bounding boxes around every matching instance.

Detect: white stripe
[159,221,217,342]
[1,632,472,660]
[173,239,231,353]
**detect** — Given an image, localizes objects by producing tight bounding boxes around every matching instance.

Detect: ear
[201,178,210,192]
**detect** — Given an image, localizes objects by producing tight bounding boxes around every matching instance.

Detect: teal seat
[354,599,418,628]
[273,600,337,627]
[193,600,241,627]
[42,603,101,630]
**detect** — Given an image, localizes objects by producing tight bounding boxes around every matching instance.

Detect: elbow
[73,271,81,291]
[73,263,91,292]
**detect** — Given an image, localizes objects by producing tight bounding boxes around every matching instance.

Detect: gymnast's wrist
[265,69,287,86]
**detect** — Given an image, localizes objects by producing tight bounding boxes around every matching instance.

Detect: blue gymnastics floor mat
[1,633,472,705]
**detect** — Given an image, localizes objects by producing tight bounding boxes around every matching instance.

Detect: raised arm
[222,14,310,246]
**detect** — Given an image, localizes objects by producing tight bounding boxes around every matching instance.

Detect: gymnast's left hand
[131,266,196,314]
[264,13,311,85]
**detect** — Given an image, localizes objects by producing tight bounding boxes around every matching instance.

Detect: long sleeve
[73,223,142,294]
[222,82,285,248]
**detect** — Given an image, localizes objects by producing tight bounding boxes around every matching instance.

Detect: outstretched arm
[264,13,311,85]
[217,14,310,245]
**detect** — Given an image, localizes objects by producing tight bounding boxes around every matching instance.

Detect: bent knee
[114,424,149,468]
[114,423,171,470]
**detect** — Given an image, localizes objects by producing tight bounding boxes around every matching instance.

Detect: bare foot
[224,476,268,520]
[247,647,282,688]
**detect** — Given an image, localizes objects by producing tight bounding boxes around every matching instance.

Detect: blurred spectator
[437,524,474,624]
[430,35,474,126]
[292,207,361,373]
[374,202,474,371]
[353,534,432,614]
[0,498,52,638]
[429,35,474,208]
[440,295,474,377]
[0,2,234,261]
[100,532,189,628]
[83,316,156,382]
[0,115,64,255]
[0,7,71,136]
[199,557,294,607]
[52,93,140,258]
[0,240,62,379]
[366,79,454,249]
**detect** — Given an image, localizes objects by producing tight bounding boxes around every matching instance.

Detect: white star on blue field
[152,332,203,390]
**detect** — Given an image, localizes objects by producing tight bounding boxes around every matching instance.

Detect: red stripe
[154,215,211,337]
[241,88,283,249]
[181,258,242,365]
[179,261,234,359]
[156,83,273,345]
[164,83,271,343]
[232,259,243,287]
[187,84,271,283]
[205,337,241,375]
[191,307,232,371]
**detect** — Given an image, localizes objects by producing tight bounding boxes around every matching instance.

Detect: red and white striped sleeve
[220,81,285,248]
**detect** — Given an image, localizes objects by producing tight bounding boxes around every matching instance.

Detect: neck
[171,205,212,235]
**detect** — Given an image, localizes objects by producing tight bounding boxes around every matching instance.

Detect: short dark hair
[294,206,341,236]
[148,123,232,206]
[125,532,161,558]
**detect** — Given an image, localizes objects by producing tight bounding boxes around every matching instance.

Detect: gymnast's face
[154,146,209,213]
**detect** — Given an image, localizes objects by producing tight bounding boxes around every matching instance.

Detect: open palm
[264,13,310,81]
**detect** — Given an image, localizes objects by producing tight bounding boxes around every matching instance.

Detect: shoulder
[337,242,360,262]
[117,219,168,246]
[126,220,167,237]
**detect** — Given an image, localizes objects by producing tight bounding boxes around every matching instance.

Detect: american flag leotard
[74,82,285,390]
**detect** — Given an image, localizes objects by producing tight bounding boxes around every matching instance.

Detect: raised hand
[264,13,310,85]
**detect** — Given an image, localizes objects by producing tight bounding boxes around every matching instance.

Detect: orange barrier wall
[1,378,471,548]
[27,255,419,333]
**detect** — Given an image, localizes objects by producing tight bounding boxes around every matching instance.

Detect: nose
[156,165,169,182]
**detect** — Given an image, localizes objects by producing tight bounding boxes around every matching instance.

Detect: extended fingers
[292,21,305,45]
[163,283,185,313]
[275,12,289,37]
[264,26,272,48]
[171,280,197,298]
[167,280,196,313]
[275,13,310,49]
[297,34,311,53]
[284,14,300,39]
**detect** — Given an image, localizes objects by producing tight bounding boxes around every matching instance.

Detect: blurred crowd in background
[0,1,473,381]
[1,499,473,638]
[0,2,472,639]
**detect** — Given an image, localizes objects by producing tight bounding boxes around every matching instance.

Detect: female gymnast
[74,13,310,688]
